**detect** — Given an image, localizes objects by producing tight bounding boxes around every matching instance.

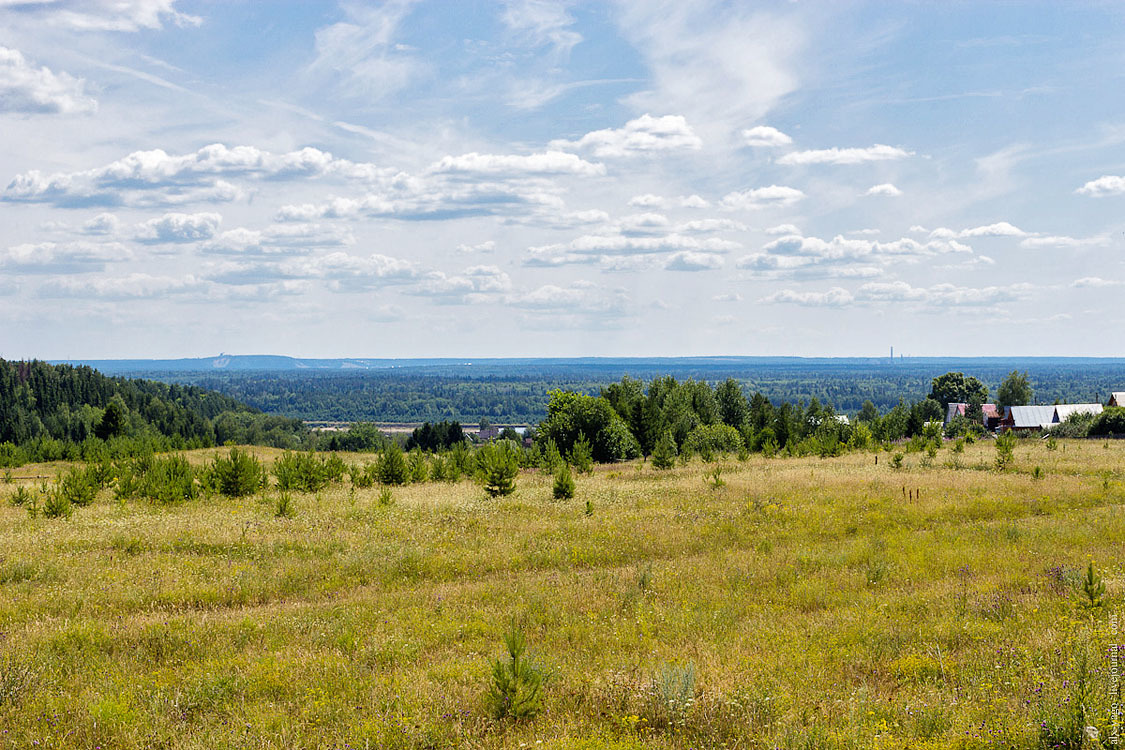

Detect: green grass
[0,440,1123,748]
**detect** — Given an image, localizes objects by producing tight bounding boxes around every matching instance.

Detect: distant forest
[0,359,307,462]
[132,359,1125,424]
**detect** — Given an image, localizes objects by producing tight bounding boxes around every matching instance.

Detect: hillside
[0,359,307,457]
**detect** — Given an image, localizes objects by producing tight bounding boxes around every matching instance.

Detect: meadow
[1,439,1123,749]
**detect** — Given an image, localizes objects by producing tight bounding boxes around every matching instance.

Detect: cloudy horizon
[1,0,1123,359]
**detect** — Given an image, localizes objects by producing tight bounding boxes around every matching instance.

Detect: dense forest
[0,359,307,463]
[133,358,1125,424]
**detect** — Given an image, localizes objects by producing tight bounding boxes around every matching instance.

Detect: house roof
[1112,392,1125,404]
[945,403,967,423]
[981,404,999,418]
[1006,405,1056,429]
[1054,404,1103,421]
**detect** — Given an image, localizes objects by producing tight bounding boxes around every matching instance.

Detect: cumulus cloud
[525,232,739,267]
[428,150,605,177]
[2,143,382,207]
[865,183,902,197]
[39,272,204,299]
[664,250,723,271]
[133,212,222,243]
[1076,175,1125,197]
[736,232,974,280]
[81,213,121,235]
[1071,276,1123,288]
[777,144,913,166]
[201,224,354,256]
[674,218,746,234]
[456,240,496,254]
[0,0,200,31]
[763,281,1026,308]
[628,193,710,209]
[409,265,512,302]
[765,223,801,235]
[929,222,1027,239]
[0,240,132,273]
[507,281,630,321]
[0,46,96,114]
[550,114,702,157]
[761,287,854,307]
[742,125,792,147]
[719,185,804,210]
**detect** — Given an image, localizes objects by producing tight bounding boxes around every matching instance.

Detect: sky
[1,0,1124,359]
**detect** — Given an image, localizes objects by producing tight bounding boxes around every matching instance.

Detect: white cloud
[763,281,1026,308]
[712,292,742,302]
[39,272,203,299]
[615,2,803,134]
[720,185,804,210]
[201,224,354,256]
[736,232,974,279]
[628,193,710,209]
[550,114,702,157]
[409,265,513,302]
[664,250,723,271]
[526,232,739,266]
[865,183,902,197]
[456,240,496,254]
[765,223,801,235]
[1020,235,1109,249]
[501,0,582,59]
[618,212,670,234]
[429,150,605,177]
[3,143,387,207]
[306,1,423,102]
[1076,175,1125,197]
[1,240,132,272]
[0,46,96,114]
[762,287,854,307]
[928,222,1028,239]
[0,0,200,31]
[777,144,913,166]
[741,125,792,147]
[134,212,222,243]
[1071,276,1122,288]
[81,213,121,235]
[674,218,747,234]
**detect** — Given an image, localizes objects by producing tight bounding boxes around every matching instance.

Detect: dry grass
[1,439,1123,748]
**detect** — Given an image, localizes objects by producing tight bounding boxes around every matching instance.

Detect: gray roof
[1006,405,1056,429]
[1054,404,1103,422]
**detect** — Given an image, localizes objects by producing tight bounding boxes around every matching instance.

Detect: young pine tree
[651,430,676,470]
[552,463,575,500]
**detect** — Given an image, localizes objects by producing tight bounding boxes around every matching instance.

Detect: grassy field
[1,440,1123,749]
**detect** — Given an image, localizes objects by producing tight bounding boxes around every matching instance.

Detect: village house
[998,403,1103,433]
[1110,392,1125,407]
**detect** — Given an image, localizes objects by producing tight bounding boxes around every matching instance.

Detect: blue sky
[1,0,1123,358]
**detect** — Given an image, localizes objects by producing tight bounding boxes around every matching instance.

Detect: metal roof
[1054,404,1103,422]
[1006,405,1056,429]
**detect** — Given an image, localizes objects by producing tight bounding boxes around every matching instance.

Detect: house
[1110,392,1125,408]
[477,425,500,441]
[999,405,1057,432]
[999,403,1104,432]
[944,402,1000,429]
[945,402,967,424]
[1053,404,1103,423]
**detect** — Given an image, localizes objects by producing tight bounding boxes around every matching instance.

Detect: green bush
[57,467,98,508]
[408,450,429,483]
[203,448,266,497]
[274,451,343,492]
[348,462,375,488]
[41,487,72,519]
[685,423,744,456]
[995,431,1017,470]
[477,441,520,497]
[1088,407,1125,437]
[137,455,197,504]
